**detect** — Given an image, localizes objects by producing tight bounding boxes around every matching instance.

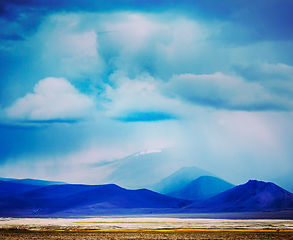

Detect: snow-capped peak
[135,149,162,156]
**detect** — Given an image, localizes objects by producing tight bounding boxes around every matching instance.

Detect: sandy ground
[1,217,293,230]
[0,217,293,239]
[0,230,293,240]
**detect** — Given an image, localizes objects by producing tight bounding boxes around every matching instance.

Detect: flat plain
[1,216,293,239]
[1,229,293,240]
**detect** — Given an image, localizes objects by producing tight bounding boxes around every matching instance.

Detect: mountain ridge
[187,180,293,212]
[0,183,191,217]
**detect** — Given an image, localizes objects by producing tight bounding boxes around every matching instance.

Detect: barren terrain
[1,217,293,230]
[1,229,293,240]
[0,217,293,239]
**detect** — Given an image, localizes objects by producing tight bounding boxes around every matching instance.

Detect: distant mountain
[0,183,191,217]
[148,167,215,194]
[0,180,43,199]
[51,149,217,189]
[0,177,65,186]
[187,180,293,212]
[63,148,184,188]
[102,150,171,189]
[167,176,235,201]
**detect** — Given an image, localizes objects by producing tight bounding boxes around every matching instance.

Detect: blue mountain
[8,179,65,186]
[167,176,235,200]
[0,183,191,217]
[0,180,43,199]
[187,180,293,212]
[149,167,215,194]
[0,177,65,199]
[0,177,65,186]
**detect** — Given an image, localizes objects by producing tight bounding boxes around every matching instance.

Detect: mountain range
[45,149,292,194]
[0,182,190,217]
[0,177,292,217]
[0,151,292,217]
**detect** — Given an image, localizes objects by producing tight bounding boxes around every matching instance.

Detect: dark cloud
[0,119,81,130]
[0,3,5,16]
[188,0,293,41]
[23,119,81,124]
[116,112,176,122]
[0,34,24,41]
[0,3,46,41]
[0,123,40,130]
[1,0,292,43]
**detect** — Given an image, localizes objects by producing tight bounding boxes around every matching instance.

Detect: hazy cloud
[234,62,293,98]
[163,72,293,111]
[234,62,293,82]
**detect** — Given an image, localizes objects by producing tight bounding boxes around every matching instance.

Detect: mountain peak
[247,179,266,185]
[149,166,214,194]
[187,179,293,212]
[244,180,286,192]
[134,149,162,156]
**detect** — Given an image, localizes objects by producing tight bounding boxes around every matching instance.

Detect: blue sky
[0,0,293,184]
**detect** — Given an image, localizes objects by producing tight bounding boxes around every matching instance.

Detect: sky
[0,0,293,185]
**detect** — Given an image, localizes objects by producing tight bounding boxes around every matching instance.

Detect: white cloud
[6,77,94,121]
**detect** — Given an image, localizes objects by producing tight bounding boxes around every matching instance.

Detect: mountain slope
[55,149,184,188]
[149,167,215,194]
[8,178,65,186]
[102,149,183,189]
[167,176,235,200]
[0,177,65,186]
[187,180,293,212]
[0,183,191,216]
[0,180,43,199]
